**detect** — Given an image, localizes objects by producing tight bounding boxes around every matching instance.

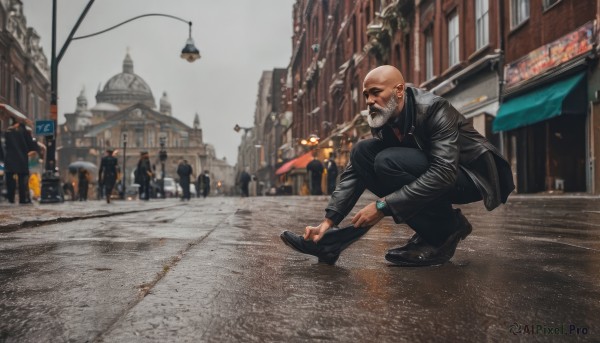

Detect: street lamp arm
[56,0,96,65]
[59,13,193,64]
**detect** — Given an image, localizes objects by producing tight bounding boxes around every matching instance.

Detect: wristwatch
[376,199,392,216]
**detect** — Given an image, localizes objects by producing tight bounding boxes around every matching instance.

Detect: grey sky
[23,0,295,164]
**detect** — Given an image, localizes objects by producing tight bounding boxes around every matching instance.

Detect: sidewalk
[0,199,178,231]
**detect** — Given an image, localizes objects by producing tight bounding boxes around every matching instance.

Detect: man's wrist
[375,199,392,216]
[323,218,334,228]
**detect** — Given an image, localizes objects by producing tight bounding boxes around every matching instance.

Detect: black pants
[102,176,115,200]
[181,180,191,200]
[351,139,482,246]
[310,176,322,195]
[241,183,249,197]
[79,181,88,201]
[139,178,150,200]
[5,172,29,203]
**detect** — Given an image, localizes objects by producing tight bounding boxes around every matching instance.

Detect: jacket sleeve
[324,162,366,225]
[385,99,460,222]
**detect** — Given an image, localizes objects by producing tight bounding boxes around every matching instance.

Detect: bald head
[364,65,405,88]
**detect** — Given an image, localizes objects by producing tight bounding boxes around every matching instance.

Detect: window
[14,79,22,108]
[511,0,529,28]
[425,30,434,80]
[448,12,459,67]
[543,0,560,10]
[475,0,489,50]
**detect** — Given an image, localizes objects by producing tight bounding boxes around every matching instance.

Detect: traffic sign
[35,120,55,136]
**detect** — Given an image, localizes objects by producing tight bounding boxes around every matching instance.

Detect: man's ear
[395,83,405,98]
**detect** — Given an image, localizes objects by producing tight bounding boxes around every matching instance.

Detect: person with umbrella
[98,148,119,204]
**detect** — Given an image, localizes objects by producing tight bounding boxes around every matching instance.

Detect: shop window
[511,0,529,28]
[475,0,489,50]
[425,29,434,80]
[448,12,459,67]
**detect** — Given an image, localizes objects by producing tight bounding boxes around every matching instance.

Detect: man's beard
[367,95,398,128]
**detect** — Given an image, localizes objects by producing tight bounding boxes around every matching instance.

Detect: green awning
[493,72,586,132]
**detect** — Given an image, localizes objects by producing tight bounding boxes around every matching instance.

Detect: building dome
[159,91,172,116]
[75,87,92,118]
[95,51,156,109]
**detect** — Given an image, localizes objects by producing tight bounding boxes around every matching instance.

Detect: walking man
[325,153,338,195]
[281,65,514,266]
[136,151,152,201]
[200,170,210,198]
[177,159,193,201]
[98,149,118,204]
[306,154,324,195]
[239,168,251,197]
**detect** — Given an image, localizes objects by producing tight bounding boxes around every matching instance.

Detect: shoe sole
[279,233,338,265]
[384,254,448,267]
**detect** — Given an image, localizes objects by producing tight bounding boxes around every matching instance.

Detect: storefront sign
[505,21,594,88]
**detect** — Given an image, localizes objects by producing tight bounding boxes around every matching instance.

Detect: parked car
[162,177,182,198]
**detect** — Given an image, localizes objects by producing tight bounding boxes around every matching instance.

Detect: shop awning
[493,72,586,132]
[275,151,314,175]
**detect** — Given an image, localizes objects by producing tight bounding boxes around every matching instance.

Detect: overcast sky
[23,0,295,164]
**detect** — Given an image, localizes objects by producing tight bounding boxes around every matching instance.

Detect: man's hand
[351,202,385,228]
[304,218,334,243]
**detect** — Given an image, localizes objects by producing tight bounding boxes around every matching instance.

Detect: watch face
[376,200,385,210]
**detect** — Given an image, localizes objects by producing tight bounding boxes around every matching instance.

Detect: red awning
[275,151,314,175]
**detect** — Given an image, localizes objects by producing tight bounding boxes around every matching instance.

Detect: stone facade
[0,0,50,126]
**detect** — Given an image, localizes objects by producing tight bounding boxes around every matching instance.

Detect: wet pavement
[0,195,599,342]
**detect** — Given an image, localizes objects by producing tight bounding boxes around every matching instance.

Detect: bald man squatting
[281,65,515,267]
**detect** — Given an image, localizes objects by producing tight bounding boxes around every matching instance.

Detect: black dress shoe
[280,225,370,265]
[394,209,472,251]
[385,209,473,266]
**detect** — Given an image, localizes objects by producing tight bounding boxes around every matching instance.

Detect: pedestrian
[239,167,251,197]
[136,151,152,201]
[281,65,514,267]
[3,120,39,204]
[98,148,118,203]
[177,159,193,201]
[324,153,338,195]
[306,153,324,195]
[77,167,90,201]
[200,170,210,198]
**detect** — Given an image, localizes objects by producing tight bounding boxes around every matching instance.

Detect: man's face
[367,94,398,128]
[363,78,404,128]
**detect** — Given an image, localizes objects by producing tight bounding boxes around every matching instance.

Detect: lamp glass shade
[181,38,201,62]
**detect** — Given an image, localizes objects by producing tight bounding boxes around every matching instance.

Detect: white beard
[367,95,398,128]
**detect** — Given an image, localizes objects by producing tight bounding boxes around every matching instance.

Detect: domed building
[58,51,234,197]
[95,52,156,110]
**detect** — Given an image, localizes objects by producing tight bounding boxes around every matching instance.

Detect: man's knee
[373,148,428,179]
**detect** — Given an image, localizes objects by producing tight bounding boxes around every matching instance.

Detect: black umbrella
[68,161,98,175]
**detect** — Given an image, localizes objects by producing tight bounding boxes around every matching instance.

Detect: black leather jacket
[325,87,515,224]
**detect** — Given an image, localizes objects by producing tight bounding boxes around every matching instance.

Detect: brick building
[281,0,600,195]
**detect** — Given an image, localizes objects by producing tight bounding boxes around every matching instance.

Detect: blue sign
[35,120,55,136]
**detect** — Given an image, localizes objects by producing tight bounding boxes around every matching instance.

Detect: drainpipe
[497,0,507,156]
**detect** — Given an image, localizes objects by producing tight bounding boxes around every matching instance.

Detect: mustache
[368,105,383,114]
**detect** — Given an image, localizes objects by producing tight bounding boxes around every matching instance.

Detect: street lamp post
[159,136,168,199]
[40,0,201,203]
[121,132,127,200]
[234,123,253,178]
